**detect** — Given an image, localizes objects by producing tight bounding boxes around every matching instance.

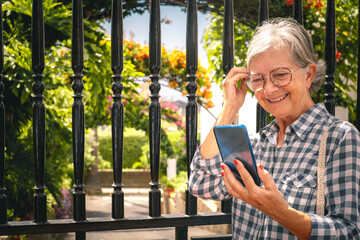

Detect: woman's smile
[249,47,315,127]
[267,93,289,103]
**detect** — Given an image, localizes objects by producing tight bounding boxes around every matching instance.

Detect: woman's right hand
[221,67,249,119]
[200,67,250,159]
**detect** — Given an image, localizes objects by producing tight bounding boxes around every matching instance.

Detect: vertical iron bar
[256,0,269,132]
[357,0,360,130]
[324,0,336,115]
[185,0,198,217]
[220,0,233,214]
[148,0,161,218]
[32,0,47,224]
[258,0,269,23]
[293,0,303,25]
[175,226,188,240]
[71,3,86,240]
[0,0,6,225]
[222,0,234,76]
[111,0,124,220]
[75,232,85,240]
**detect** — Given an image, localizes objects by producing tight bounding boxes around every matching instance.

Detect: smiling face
[249,47,316,127]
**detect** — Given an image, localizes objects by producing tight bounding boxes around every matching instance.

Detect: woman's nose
[263,77,280,94]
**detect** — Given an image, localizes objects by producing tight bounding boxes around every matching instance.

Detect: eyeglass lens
[247,67,292,92]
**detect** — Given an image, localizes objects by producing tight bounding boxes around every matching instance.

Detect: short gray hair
[246,18,326,94]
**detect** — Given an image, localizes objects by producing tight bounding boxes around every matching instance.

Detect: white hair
[246,18,326,94]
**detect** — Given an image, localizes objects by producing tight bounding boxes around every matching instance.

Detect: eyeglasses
[246,67,299,92]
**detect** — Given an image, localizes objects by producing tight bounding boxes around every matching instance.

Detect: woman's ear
[306,64,317,89]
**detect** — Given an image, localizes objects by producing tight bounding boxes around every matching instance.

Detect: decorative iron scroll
[32,0,47,224]
[111,0,125,220]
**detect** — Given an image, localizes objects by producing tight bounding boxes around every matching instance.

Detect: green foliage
[161,171,188,191]
[203,11,255,85]
[131,124,187,177]
[1,0,142,219]
[98,127,147,169]
[204,0,359,123]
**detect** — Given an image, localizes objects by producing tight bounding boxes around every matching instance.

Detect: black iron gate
[0,0,349,239]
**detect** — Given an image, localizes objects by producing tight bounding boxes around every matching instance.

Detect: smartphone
[213,125,261,186]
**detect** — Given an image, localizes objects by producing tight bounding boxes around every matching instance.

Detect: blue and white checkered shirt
[189,103,360,239]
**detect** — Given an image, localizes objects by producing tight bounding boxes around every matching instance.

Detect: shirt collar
[259,103,328,141]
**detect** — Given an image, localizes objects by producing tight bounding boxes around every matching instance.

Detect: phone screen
[213,125,261,186]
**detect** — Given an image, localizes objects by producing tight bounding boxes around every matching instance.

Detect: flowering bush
[53,188,72,219]
[204,0,358,123]
[123,39,214,108]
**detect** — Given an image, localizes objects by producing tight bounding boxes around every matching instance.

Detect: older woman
[188,18,360,239]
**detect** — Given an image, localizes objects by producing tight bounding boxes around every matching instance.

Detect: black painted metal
[0,0,344,239]
[148,0,162,218]
[357,1,360,130]
[32,0,47,224]
[0,0,6,225]
[256,0,269,132]
[293,0,303,24]
[324,0,336,115]
[222,0,234,76]
[71,0,86,226]
[0,213,231,235]
[191,235,232,240]
[111,0,125,220]
[258,0,269,23]
[176,226,188,240]
[185,0,198,217]
[221,0,234,214]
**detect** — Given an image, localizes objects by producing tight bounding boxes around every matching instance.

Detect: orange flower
[205,78,211,89]
[64,74,70,83]
[59,48,67,57]
[169,50,186,68]
[203,90,213,100]
[205,100,214,108]
[336,49,341,61]
[169,81,179,88]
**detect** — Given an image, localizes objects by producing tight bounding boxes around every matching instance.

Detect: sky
[103,6,258,137]
[104,5,211,67]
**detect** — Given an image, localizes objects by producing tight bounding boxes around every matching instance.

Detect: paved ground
[62,188,220,240]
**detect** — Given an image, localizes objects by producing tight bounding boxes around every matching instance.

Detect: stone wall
[99,169,151,188]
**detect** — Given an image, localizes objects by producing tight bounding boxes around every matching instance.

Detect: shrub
[98,127,147,169]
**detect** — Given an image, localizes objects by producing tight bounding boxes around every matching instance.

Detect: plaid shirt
[189,103,360,239]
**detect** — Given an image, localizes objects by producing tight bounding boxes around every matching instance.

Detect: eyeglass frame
[246,67,302,92]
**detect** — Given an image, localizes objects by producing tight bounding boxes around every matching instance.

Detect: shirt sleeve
[188,146,231,201]
[308,122,360,239]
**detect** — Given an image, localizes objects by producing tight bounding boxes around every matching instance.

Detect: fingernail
[259,164,263,170]
[221,171,224,176]
[234,160,238,165]
[221,164,225,170]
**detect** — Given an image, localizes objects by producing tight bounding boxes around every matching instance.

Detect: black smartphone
[213,125,261,186]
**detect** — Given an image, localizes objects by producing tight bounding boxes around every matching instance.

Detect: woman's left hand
[221,160,289,220]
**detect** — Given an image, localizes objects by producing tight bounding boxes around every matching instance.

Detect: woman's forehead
[248,47,295,72]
